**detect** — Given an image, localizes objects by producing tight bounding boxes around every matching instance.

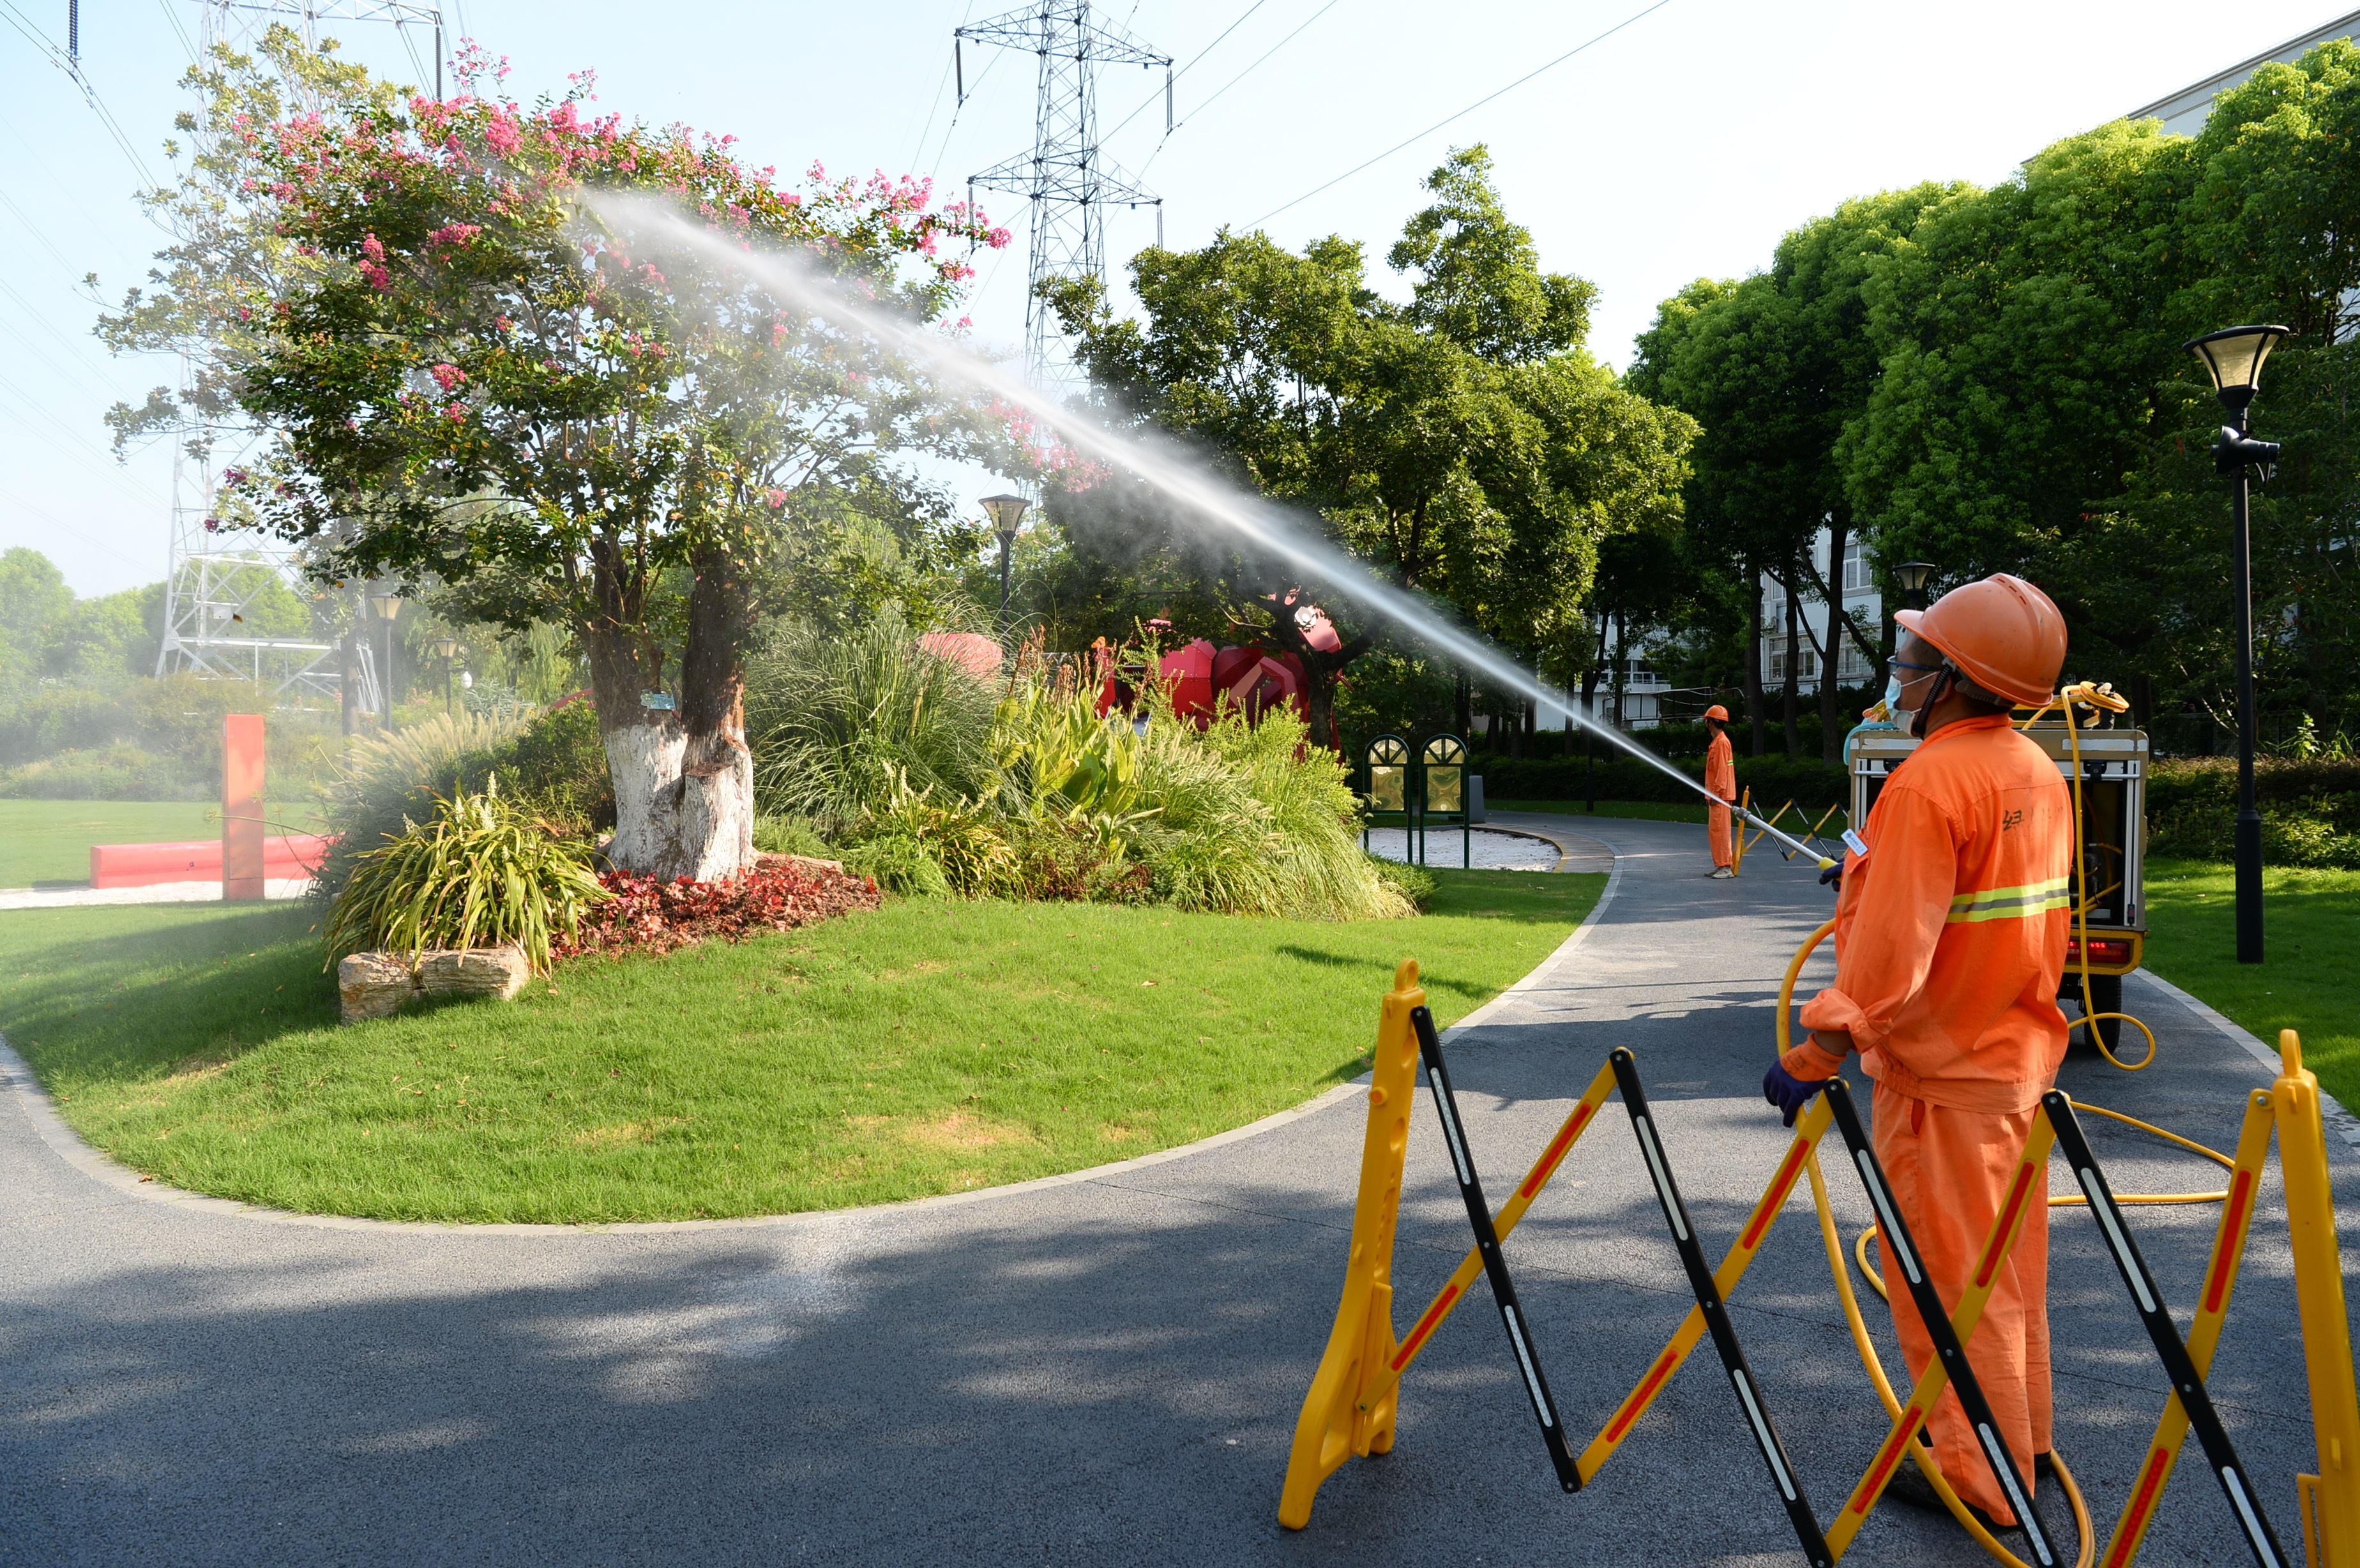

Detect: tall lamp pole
[431,637,460,716]
[2184,324,2292,965]
[980,493,1030,617]
[368,589,405,734]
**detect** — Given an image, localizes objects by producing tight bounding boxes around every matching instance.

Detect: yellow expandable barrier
[1282,964,2360,1568]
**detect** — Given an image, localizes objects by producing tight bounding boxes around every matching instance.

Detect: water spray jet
[594,193,1834,870]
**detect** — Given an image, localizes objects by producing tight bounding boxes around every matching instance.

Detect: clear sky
[1,0,2344,598]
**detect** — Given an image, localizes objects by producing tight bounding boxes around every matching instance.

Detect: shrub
[312,702,612,900]
[312,709,539,899]
[2145,758,2360,869]
[325,776,609,973]
[1369,855,1436,911]
[745,611,997,840]
[752,814,833,858]
[0,744,206,801]
[556,857,881,958]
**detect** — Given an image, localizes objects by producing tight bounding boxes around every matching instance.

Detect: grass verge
[0,868,1601,1223]
[2140,857,2357,1110]
[0,799,315,887]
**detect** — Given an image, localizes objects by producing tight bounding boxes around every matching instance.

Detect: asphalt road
[3,813,2354,1567]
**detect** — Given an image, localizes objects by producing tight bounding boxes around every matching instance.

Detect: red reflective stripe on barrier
[1391,1284,1459,1371]
[1741,1142,1809,1251]
[1974,1163,2038,1288]
[2102,1447,2173,1568]
[2202,1170,2255,1314]
[1519,1104,1595,1200]
[1853,1410,1924,1514]
[1604,1348,1680,1444]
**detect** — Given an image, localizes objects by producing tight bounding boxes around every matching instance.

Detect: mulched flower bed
[556,855,881,960]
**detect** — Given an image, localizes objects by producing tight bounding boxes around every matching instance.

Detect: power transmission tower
[154,0,442,712]
[957,2,1169,396]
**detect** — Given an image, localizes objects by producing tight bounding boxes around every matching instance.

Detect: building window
[1843,541,1870,592]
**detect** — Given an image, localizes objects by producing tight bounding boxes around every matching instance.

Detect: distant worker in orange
[1762,575,2073,1537]
[1704,704,1736,878]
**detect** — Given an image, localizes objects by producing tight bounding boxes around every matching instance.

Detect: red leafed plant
[554,856,879,960]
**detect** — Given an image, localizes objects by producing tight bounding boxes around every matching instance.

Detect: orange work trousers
[1873,1082,2051,1525]
[1709,803,1734,868]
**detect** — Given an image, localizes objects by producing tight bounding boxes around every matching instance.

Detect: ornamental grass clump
[325,775,608,974]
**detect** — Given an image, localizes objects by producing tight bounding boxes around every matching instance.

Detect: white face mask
[1880,674,1902,717]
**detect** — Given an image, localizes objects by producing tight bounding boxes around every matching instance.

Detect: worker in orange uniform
[1704,704,1737,878]
[1762,575,2073,1539]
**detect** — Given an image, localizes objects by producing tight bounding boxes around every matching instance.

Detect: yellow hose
[1776,895,2229,1567]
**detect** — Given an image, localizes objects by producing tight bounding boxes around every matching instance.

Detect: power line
[905,0,979,174]
[0,0,161,190]
[1248,0,1672,228]
[1101,0,1273,142]
[1138,0,1340,179]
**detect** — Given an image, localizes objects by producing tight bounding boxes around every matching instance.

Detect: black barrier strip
[2043,1092,2291,1568]
[1411,1007,1583,1493]
[1609,1048,1833,1566]
[1821,1082,2059,1567]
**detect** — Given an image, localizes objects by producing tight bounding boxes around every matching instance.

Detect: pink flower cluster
[428,362,466,391]
[359,232,391,292]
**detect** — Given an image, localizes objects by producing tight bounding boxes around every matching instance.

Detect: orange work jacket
[1792,714,2072,1114]
[1706,731,1736,804]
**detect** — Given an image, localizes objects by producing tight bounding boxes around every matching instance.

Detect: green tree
[1048,147,1691,745]
[107,35,1010,878]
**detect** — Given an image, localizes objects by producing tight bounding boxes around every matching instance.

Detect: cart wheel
[2081,971,2122,1055]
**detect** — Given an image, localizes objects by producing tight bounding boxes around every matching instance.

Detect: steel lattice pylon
[154,0,441,706]
[958,1,1168,395]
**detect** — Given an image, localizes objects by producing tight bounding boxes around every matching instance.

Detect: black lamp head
[2184,325,2293,416]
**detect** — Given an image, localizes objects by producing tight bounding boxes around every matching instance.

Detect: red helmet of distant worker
[1703,704,1730,722]
[1894,573,2067,707]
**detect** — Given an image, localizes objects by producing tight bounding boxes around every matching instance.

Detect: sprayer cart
[1849,720,2149,1052]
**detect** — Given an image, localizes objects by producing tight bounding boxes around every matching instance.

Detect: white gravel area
[1363,825,1558,871]
[0,877,313,910]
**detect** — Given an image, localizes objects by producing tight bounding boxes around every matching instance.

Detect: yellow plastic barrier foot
[1276,960,1423,1530]
[2274,1031,2360,1568]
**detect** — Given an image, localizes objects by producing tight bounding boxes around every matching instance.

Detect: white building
[2124,9,2360,136]
[1758,528,1886,700]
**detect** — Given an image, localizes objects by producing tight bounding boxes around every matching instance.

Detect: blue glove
[1819,863,1843,890]
[1762,1061,1828,1128]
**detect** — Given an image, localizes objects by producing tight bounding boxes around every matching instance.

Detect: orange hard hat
[1895,573,2066,707]
[1703,704,1730,721]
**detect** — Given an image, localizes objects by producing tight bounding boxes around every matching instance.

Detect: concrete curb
[2128,967,2360,1150]
[0,843,1626,1235]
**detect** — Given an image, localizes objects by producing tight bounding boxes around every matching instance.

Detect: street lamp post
[980,493,1030,617]
[2184,324,2292,966]
[431,636,460,716]
[368,589,405,734]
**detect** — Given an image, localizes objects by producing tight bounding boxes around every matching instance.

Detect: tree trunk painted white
[602,716,756,882]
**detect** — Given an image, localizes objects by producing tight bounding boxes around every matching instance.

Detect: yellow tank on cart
[1847,718,2148,1052]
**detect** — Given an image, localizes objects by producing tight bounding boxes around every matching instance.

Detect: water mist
[593,193,1832,868]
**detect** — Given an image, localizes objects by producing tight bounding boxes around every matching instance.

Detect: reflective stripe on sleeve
[1945,876,2071,924]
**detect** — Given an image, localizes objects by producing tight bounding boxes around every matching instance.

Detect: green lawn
[0,869,1602,1223]
[2142,857,2358,1109]
[0,799,319,887]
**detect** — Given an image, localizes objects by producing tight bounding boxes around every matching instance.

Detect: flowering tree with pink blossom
[107,33,1019,880]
